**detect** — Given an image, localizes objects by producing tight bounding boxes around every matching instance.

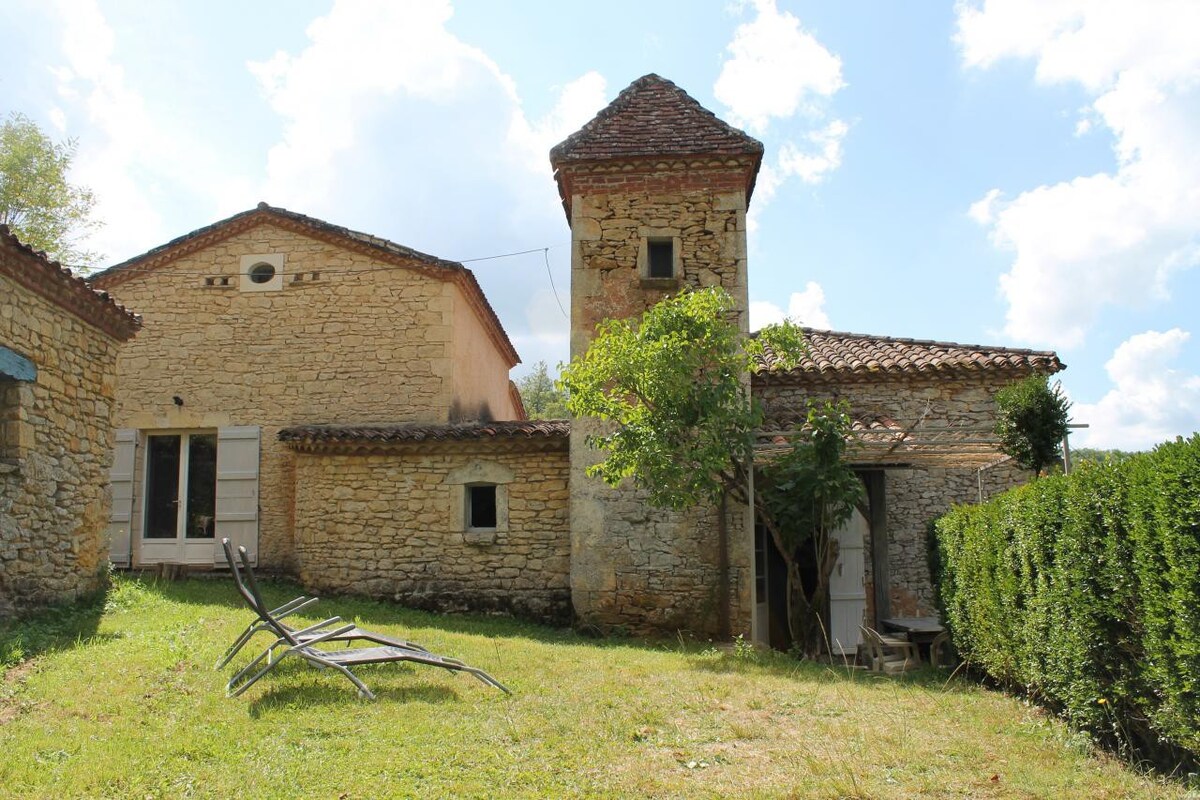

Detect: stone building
[85,74,1062,649]
[88,205,523,572]
[550,73,762,637]
[752,327,1062,651]
[0,226,141,618]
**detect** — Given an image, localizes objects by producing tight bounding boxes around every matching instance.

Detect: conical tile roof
[550,74,763,164]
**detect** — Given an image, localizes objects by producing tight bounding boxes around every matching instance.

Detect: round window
[248,263,276,284]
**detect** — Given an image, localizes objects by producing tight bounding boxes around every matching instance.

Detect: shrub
[933,435,1200,771]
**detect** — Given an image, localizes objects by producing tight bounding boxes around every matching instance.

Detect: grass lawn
[0,575,1193,799]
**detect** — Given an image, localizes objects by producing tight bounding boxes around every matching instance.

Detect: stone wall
[290,441,571,622]
[566,163,755,637]
[755,374,1032,617]
[98,220,518,569]
[0,271,126,617]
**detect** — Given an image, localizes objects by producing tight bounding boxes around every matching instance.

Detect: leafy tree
[559,286,804,509]
[1071,447,1137,465]
[562,287,863,655]
[757,401,864,656]
[0,112,100,268]
[994,375,1072,476]
[517,361,568,419]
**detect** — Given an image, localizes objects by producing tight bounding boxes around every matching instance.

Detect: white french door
[140,432,219,564]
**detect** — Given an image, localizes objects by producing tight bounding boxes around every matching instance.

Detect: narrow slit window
[647,239,674,278]
[468,484,497,529]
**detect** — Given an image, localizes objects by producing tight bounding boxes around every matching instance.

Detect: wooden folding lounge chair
[223,542,511,699]
[929,630,957,669]
[216,538,428,670]
[860,626,919,675]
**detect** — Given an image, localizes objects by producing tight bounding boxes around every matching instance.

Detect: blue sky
[2,0,1197,449]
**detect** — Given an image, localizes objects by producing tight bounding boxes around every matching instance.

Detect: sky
[1,0,1197,450]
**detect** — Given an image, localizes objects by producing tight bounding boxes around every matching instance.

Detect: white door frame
[139,430,218,565]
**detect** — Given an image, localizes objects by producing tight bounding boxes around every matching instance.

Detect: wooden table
[882,617,945,661]
[882,617,944,637]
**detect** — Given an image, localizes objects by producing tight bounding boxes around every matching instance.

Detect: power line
[543,247,568,318]
[91,242,569,281]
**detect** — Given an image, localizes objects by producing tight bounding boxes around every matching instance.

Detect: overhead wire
[90,242,569,281]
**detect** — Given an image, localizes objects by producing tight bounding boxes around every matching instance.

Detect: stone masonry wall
[756,373,1032,618]
[291,443,571,622]
[103,221,516,569]
[0,272,124,617]
[568,166,754,637]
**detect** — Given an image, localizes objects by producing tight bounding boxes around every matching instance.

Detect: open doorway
[753,507,870,654]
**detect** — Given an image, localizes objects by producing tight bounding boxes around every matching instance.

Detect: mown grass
[0,574,1194,799]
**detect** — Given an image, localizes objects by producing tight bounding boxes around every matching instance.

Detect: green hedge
[934,435,1200,770]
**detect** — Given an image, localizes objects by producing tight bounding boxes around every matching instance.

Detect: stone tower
[549,74,764,636]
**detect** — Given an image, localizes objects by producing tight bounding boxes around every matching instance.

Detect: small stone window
[467,484,498,529]
[647,239,674,278]
[446,461,512,544]
[638,231,682,286]
[247,263,276,284]
[239,253,284,292]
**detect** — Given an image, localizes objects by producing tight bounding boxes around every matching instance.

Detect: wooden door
[828,509,869,655]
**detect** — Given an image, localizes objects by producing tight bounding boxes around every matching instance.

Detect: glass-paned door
[141,432,218,564]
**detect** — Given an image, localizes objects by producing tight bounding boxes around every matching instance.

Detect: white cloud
[958,0,1200,347]
[246,0,593,369]
[46,0,163,261]
[249,0,517,209]
[507,71,607,175]
[45,0,250,263]
[716,0,847,231]
[714,0,843,134]
[777,119,849,185]
[1072,329,1200,450]
[749,281,831,331]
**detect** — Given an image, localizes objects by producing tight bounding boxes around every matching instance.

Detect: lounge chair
[215,538,428,670]
[222,541,510,699]
[860,626,919,675]
[929,630,957,668]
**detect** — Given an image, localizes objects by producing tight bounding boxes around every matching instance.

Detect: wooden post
[717,490,731,640]
[866,471,889,627]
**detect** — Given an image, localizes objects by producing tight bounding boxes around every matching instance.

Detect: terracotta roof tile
[0,225,141,341]
[279,419,569,447]
[752,327,1064,382]
[549,74,763,165]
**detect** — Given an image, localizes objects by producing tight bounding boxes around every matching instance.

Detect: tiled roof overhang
[752,327,1064,385]
[87,204,519,367]
[1,225,141,342]
[279,419,569,455]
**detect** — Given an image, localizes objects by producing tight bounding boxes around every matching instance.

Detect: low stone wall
[290,441,572,622]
